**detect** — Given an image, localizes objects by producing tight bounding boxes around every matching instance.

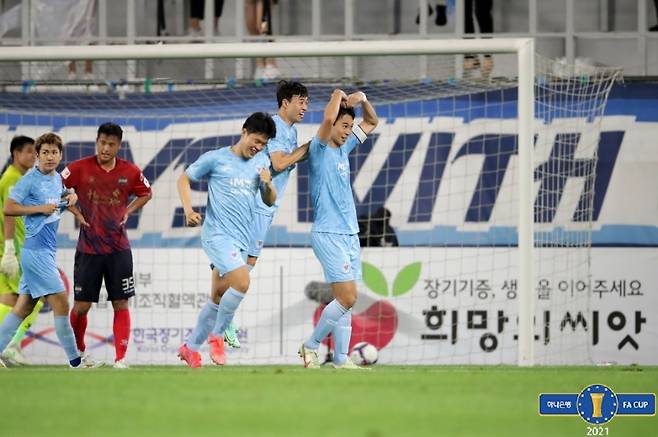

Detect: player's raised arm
[258,167,277,207]
[317,89,348,143]
[177,172,202,227]
[347,91,378,136]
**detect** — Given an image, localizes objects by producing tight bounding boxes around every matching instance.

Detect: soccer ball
[350,342,378,366]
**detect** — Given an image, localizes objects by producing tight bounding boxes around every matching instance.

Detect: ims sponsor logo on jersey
[336,161,349,178]
[229,177,258,196]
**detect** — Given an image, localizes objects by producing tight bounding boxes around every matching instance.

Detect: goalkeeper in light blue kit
[177,112,277,368]
[0,133,84,368]
[299,89,378,369]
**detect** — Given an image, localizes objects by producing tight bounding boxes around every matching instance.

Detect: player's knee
[233,282,249,294]
[337,293,357,309]
[232,276,250,293]
[13,306,31,319]
[111,300,129,311]
[72,301,92,316]
[49,295,70,316]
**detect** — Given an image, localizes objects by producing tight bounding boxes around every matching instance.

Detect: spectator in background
[415,1,448,26]
[358,207,399,248]
[189,0,225,38]
[464,0,493,77]
[651,0,658,32]
[29,0,97,80]
[246,0,279,80]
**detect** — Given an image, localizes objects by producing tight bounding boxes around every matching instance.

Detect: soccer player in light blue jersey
[177,112,277,368]
[207,80,309,349]
[0,133,84,369]
[248,80,308,264]
[299,89,378,369]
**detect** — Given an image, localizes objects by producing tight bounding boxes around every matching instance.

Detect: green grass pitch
[1,365,656,436]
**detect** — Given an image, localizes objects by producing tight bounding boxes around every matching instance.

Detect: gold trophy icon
[590,393,605,418]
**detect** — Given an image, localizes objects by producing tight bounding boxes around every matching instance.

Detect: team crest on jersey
[342,263,351,273]
[118,176,128,185]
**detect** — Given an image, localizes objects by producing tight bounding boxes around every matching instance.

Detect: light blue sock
[304,300,348,350]
[54,315,81,363]
[333,310,352,365]
[210,288,245,337]
[0,312,23,352]
[187,300,219,352]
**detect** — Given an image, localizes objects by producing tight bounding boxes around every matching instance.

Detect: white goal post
[0,38,537,366]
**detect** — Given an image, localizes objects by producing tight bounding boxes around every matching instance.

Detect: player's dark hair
[9,135,34,158]
[334,106,355,124]
[243,112,277,139]
[97,122,123,141]
[276,80,308,108]
[35,132,63,153]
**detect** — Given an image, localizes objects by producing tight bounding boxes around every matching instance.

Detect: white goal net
[0,40,620,365]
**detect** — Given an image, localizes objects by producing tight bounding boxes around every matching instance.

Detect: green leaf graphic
[392,262,422,296]
[361,261,388,296]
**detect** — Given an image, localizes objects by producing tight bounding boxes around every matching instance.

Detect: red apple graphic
[312,300,398,350]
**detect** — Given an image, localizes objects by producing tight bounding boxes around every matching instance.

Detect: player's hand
[184,210,202,227]
[0,240,19,277]
[333,89,348,107]
[62,192,78,207]
[38,203,58,215]
[75,213,90,228]
[259,168,272,184]
[347,91,367,107]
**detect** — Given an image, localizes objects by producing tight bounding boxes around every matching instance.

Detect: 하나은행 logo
[539,384,655,432]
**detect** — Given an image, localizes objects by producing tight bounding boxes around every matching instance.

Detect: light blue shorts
[19,248,65,299]
[311,232,362,284]
[247,213,274,258]
[202,235,246,275]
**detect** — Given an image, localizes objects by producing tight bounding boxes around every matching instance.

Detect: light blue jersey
[186,146,271,249]
[9,167,66,297]
[9,167,66,251]
[254,114,298,215]
[309,134,361,235]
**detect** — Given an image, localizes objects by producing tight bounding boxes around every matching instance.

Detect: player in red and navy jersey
[62,122,152,368]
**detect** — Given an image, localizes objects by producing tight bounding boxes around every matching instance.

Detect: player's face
[96,133,121,165]
[37,143,62,173]
[14,143,37,171]
[240,130,270,158]
[331,114,354,146]
[284,95,308,123]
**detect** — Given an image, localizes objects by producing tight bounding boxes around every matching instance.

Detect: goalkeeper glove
[0,240,19,278]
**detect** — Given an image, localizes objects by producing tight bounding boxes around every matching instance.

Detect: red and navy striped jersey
[62,155,151,255]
